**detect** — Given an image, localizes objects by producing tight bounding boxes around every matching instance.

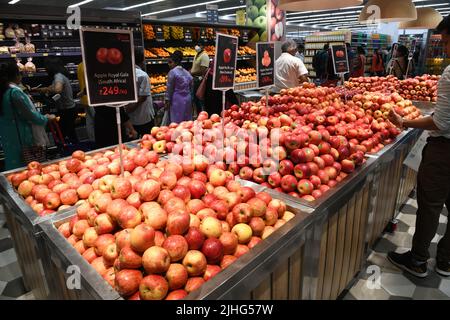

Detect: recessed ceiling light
[8,0,21,4]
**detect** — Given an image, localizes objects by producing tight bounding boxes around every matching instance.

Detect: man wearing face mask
[191,44,210,115]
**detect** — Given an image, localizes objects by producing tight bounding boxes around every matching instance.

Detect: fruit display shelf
[32,128,421,300]
[145,55,256,65]
[36,182,314,300]
[0,52,82,59]
[0,139,144,300]
[0,126,421,300]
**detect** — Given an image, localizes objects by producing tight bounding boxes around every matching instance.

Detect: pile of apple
[216,85,403,201]
[57,159,296,300]
[345,75,400,94]
[139,111,220,154]
[397,75,439,102]
[345,75,439,102]
[351,92,422,122]
[7,146,160,216]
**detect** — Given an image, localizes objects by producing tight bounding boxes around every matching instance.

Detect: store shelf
[0,51,81,59]
[146,55,255,65]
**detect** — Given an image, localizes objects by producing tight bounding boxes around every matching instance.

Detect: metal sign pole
[265,88,270,106]
[116,107,125,177]
[107,103,127,177]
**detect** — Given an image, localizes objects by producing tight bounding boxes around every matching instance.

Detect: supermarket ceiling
[1,0,449,29]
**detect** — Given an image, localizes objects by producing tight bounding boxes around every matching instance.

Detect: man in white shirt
[388,15,450,278]
[275,39,309,91]
[126,47,155,137]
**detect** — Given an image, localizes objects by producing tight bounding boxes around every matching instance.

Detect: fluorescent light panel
[142,0,226,17]
[122,0,165,10]
[8,0,21,4]
[69,0,93,8]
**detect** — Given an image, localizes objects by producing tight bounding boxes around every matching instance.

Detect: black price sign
[80,28,137,106]
[330,44,349,75]
[184,28,193,43]
[242,30,249,43]
[155,26,164,42]
[256,42,275,89]
[200,29,208,43]
[212,33,239,90]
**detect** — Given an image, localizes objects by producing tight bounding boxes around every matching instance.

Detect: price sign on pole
[80,28,137,106]
[330,44,350,76]
[212,33,239,91]
[256,42,275,89]
[80,28,138,175]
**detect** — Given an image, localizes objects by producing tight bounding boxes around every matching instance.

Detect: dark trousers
[412,137,450,263]
[133,120,154,138]
[59,108,79,144]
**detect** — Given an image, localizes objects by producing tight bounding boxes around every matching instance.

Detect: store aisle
[342,192,450,300]
[0,205,32,300]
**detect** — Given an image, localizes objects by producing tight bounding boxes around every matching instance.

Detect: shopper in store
[191,43,210,116]
[165,50,193,123]
[371,48,385,76]
[387,15,450,278]
[125,47,155,137]
[351,46,366,77]
[35,57,78,144]
[296,43,305,62]
[76,62,95,144]
[204,58,239,116]
[313,44,329,82]
[275,39,309,91]
[390,45,409,79]
[345,43,355,80]
[94,107,137,149]
[0,61,54,170]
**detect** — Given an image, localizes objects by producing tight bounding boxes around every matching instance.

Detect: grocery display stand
[0,140,141,300]
[4,128,419,300]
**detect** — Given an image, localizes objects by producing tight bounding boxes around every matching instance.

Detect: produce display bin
[0,141,142,299]
[37,182,314,300]
[38,210,121,300]
[2,129,422,300]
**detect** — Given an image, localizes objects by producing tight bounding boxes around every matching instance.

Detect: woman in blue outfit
[165,50,194,123]
[0,61,53,171]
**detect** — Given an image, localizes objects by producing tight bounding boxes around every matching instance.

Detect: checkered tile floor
[1,192,449,300]
[0,205,34,300]
[342,191,450,300]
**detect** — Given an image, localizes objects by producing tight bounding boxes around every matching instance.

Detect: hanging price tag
[155,26,164,42]
[184,29,193,43]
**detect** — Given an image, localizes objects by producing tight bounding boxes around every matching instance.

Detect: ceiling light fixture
[8,0,21,4]
[399,7,443,29]
[279,0,363,12]
[121,0,166,11]
[68,0,93,8]
[359,0,417,24]
[142,0,226,17]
